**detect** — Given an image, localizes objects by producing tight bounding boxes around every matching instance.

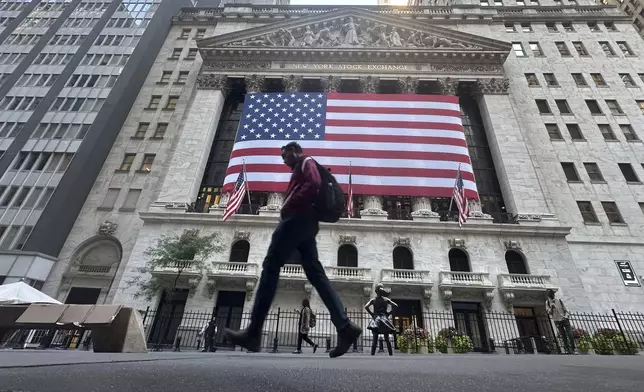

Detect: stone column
[397,76,418,94]
[467,199,493,224]
[282,74,303,93]
[150,74,228,212]
[321,75,341,93]
[244,74,266,93]
[259,191,283,217]
[358,76,379,94]
[473,78,552,218]
[437,77,459,96]
[411,197,439,222]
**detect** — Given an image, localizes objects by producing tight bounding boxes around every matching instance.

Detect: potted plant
[437,327,459,354]
[397,328,429,354]
[573,328,592,354]
[592,328,617,355]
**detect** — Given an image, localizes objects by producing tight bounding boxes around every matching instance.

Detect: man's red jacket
[281,156,321,219]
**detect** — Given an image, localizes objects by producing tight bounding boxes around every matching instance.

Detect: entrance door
[149,289,189,347]
[452,302,488,352]
[65,287,101,304]
[390,299,423,349]
[214,291,246,348]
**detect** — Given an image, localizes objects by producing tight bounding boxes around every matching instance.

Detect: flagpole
[448,164,461,213]
[242,159,252,211]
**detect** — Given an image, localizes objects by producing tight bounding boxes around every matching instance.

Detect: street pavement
[1,350,643,392]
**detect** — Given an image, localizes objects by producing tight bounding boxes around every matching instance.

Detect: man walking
[545,289,576,354]
[293,298,318,354]
[224,142,362,358]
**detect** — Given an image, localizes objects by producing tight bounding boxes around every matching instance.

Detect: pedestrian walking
[200,318,217,353]
[365,283,397,356]
[293,299,319,354]
[545,289,576,354]
[224,142,362,358]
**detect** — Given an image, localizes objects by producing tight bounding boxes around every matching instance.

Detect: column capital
[358,76,379,94]
[196,74,229,94]
[473,78,510,96]
[436,77,459,96]
[282,74,303,92]
[244,74,266,93]
[397,77,419,94]
[321,75,341,93]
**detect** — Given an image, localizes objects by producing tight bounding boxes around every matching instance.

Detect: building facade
[41,1,644,343]
[605,0,644,38]
[0,0,214,294]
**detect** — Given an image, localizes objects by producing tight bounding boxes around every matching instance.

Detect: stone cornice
[174,5,629,26]
[138,211,572,238]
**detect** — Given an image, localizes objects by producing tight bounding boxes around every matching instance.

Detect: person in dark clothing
[201,319,217,353]
[224,142,362,358]
[365,284,398,356]
[294,298,318,354]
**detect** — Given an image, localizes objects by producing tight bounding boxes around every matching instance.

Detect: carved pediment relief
[198,7,510,55]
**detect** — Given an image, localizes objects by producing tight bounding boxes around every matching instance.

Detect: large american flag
[222,92,478,200]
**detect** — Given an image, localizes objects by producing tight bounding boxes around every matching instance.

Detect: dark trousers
[555,319,575,353]
[247,215,349,336]
[203,333,216,352]
[297,333,316,351]
[371,331,393,356]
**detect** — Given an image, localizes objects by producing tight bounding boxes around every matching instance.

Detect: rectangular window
[602,202,624,224]
[573,41,588,56]
[159,71,172,84]
[480,0,489,6]
[22,187,42,209]
[525,73,539,86]
[100,188,120,209]
[139,154,155,172]
[13,187,30,208]
[546,124,563,140]
[599,41,615,56]
[566,124,584,140]
[563,22,575,32]
[561,162,580,182]
[505,23,515,32]
[586,100,602,114]
[516,0,525,5]
[620,125,639,141]
[12,152,27,170]
[555,42,570,56]
[544,73,558,86]
[148,96,161,109]
[119,154,136,171]
[176,71,189,84]
[616,42,634,56]
[165,96,179,110]
[606,100,623,115]
[605,22,618,31]
[598,124,617,140]
[572,73,587,86]
[170,48,182,59]
[618,163,640,182]
[1,227,20,250]
[179,28,191,39]
[546,22,557,32]
[521,23,532,33]
[536,99,551,114]
[0,187,18,207]
[640,202,644,215]
[121,189,141,210]
[638,101,644,115]
[134,123,148,139]
[556,100,572,114]
[529,42,543,56]
[590,73,607,87]
[620,74,636,87]
[577,201,599,223]
[186,48,198,60]
[584,163,605,182]
[588,22,600,32]
[154,123,168,138]
[196,29,207,39]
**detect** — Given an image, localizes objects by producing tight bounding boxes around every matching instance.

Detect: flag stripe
[327,106,462,117]
[326,112,463,124]
[326,133,468,147]
[325,126,465,139]
[327,93,460,103]
[326,119,464,131]
[225,164,476,183]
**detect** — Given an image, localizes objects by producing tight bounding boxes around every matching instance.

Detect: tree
[128,229,223,301]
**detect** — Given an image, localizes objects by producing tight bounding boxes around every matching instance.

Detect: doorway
[390,299,423,349]
[149,289,189,346]
[65,287,101,304]
[452,302,488,352]
[214,291,246,348]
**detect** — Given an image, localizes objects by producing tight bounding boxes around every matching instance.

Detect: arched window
[393,246,413,270]
[337,245,358,268]
[229,240,250,263]
[448,248,470,272]
[78,240,121,267]
[505,250,528,274]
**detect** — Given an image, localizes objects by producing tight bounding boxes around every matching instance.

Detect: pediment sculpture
[224,17,481,50]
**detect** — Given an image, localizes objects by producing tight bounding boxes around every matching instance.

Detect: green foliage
[397,328,430,354]
[452,335,473,354]
[576,337,591,354]
[612,336,639,355]
[435,335,448,354]
[127,229,223,301]
[592,335,614,355]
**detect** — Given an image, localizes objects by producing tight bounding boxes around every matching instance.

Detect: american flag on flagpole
[222,92,478,200]
[222,167,247,221]
[452,165,469,227]
[347,161,353,218]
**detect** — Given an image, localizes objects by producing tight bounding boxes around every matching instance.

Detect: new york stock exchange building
[43,1,644,351]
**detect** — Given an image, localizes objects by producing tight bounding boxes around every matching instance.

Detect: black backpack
[304,158,346,223]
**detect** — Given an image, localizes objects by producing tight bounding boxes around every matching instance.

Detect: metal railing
[135,307,643,355]
[210,261,259,277]
[498,274,553,290]
[380,269,432,285]
[325,266,372,281]
[439,271,494,287]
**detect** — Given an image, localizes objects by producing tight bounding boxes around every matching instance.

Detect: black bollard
[488,338,496,353]
[378,337,384,353]
[173,336,181,352]
[325,337,331,353]
[504,341,510,355]
[272,337,279,353]
[352,339,358,353]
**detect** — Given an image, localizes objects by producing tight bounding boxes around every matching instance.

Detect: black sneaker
[329,322,362,359]
[313,344,318,353]
[223,329,261,352]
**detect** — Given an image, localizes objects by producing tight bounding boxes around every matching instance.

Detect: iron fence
[138,307,644,355]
